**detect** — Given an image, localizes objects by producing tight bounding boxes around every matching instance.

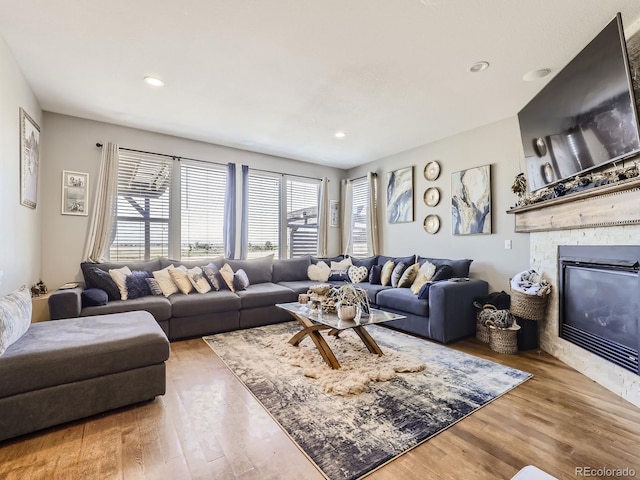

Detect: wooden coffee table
[276,302,405,369]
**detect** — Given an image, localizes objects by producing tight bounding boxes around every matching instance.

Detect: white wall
[0,34,42,296]
[40,113,344,288]
[347,116,530,291]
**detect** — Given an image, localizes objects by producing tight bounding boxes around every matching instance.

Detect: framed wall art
[451,164,491,235]
[61,170,89,216]
[386,166,413,223]
[20,108,41,209]
[330,200,339,227]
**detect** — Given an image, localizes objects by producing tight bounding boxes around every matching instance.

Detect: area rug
[204,322,531,480]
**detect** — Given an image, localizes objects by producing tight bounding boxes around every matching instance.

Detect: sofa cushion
[369,265,382,285]
[169,290,241,317]
[272,256,311,283]
[417,257,472,278]
[347,255,378,270]
[411,261,437,294]
[202,263,225,291]
[381,260,395,286]
[83,266,121,300]
[81,296,172,322]
[357,283,392,304]
[160,256,224,270]
[109,266,132,300]
[0,311,169,399]
[308,261,331,282]
[377,255,416,267]
[391,262,407,288]
[235,283,297,309]
[398,263,419,287]
[329,258,352,282]
[376,288,429,317]
[81,288,109,307]
[125,270,153,299]
[0,287,32,356]
[225,255,274,285]
[146,278,164,296]
[432,265,455,281]
[348,265,369,283]
[153,265,180,297]
[169,266,195,294]
[219,264,236,292]
[311,255,344,265]
[277,280,316,295]
[234,269,250,291]
[187,267,212,294]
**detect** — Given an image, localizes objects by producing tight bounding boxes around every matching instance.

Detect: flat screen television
[518,13,640,192]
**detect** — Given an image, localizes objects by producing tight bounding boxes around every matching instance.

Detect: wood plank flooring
[1,334,639,480]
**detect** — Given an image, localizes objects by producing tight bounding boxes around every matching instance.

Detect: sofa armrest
[48,287,84,320]
[428,279,489,343]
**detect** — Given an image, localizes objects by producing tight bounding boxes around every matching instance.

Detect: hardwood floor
[1,334,639,480]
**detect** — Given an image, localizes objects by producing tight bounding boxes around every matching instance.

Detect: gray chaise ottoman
[0,311,170,442]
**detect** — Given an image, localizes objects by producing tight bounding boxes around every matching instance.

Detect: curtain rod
[351,172,377,182]
[96,143,226,167]
[248,166,325,182]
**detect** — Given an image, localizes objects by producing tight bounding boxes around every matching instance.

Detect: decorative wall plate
[424,215,440,234]
[424,187,440,206]
[424,161,441,181]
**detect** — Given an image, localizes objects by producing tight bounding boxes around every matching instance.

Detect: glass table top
[276,302,405,331]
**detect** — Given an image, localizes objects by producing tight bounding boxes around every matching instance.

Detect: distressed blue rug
[204,322,531,480]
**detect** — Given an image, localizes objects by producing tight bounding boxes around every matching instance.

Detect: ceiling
[1,1,640,170]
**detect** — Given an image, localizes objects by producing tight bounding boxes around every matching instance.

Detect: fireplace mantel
[507,177,640,233]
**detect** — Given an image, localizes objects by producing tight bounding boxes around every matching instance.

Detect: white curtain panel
[366,172,380,256]
[83,142,119,262]
[317,177,330,257]
[340,179,353,255]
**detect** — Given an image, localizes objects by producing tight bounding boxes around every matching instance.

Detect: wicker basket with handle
[487,320,521,354]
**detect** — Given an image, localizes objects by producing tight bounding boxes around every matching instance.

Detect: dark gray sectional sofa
[49,254,488,344]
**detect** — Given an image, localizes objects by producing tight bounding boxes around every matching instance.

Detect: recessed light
[144,76,165,87]
[523,68,551,81]
[468,61,490,73]
[335,131,346,139]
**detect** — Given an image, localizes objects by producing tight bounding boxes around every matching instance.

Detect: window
[109,151,226,262]
[180,161,226,259]
[351,178,370,256]
[109,151,172,262]
[247,172,320,259]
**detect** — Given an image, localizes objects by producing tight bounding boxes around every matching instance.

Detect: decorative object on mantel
[423,214,440,234]
[424,161,441,181]
[451,164,491,235]
[423,187,440,206]
[510,161,640,209]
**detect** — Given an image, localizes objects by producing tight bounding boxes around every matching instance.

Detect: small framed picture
[61,170,89,216]
[330,200,339,227]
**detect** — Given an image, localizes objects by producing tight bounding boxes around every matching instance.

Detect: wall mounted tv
[518,13,640,192]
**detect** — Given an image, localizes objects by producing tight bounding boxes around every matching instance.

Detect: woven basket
[476,322,490,343]
[488,322,521,354]
[509,288,549,321]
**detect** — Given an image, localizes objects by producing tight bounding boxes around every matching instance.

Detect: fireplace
[558,246,640,375]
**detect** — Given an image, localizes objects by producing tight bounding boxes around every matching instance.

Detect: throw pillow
[411,261,437,294]
[0,286,32,356]
[87,267,121,300]
[417,281,432,300]
[369,265,382,285]
[307,261,331,282]
[348,265,369,283]
[146,278,164,296]
[125,270,153,299]
[432,264,455,282]
[81,288,109,307]
[380,260,395,286]
[391,262,407,288]
[153,265,180,297]
[233,269,250,291]
[108,266,132,300]
[169,266,194,294]
[329,258,353,282]
[220,263,236,292]
[202,263,225,291]
[398,263,419,288]
[187,266,211,294]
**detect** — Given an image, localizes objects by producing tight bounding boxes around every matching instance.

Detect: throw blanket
[511,269,551,296]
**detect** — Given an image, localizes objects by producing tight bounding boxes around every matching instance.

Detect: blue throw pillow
[432,264,454,282]
[126,270,153,299]
[81,288,109,307]
[87,267,121,301]
[391,262,407,288]
[328,269,350,282]
[369,265,382,285]
[417,282,432,300]
[233,269,250,291]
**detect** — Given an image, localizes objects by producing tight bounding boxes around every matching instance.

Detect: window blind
[286,179,319,257]
[351,178,370,256]
[247,172,281,259]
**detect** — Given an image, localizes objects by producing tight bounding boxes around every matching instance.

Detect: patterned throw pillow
[0,286,31,356]
[125,270,153,299]
[398,263,419,288]
[87,267,121,300]
[380,260,395,286]
[202,263,224,291]
[169,266,194,294]
[369,265,382,285]
[348,265,368,283]
[146,278,164,296]
[411,261,437,294]
[329,258,353,282]
[220,264,236,292]
[109,266,132,300]
[391,262,407,288]
[187,267,211,294]
[233,269,250,291]
[308,261,331,282]
[153,265,180,297]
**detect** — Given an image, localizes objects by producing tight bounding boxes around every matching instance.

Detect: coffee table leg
[287,313,341,369]
[353,326,384,356]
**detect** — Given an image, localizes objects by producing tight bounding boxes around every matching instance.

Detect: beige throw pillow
[187,266,212,294]
[411,261,437,294]
[108,266,132,300]
[220,263,236,292]
[153,265,180,297]
[169,266,194,294]
[398,263,420,288]
[380,260,395,286]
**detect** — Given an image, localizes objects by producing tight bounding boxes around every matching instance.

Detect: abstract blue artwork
[386,166,413,223]
[451,164,491,235]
